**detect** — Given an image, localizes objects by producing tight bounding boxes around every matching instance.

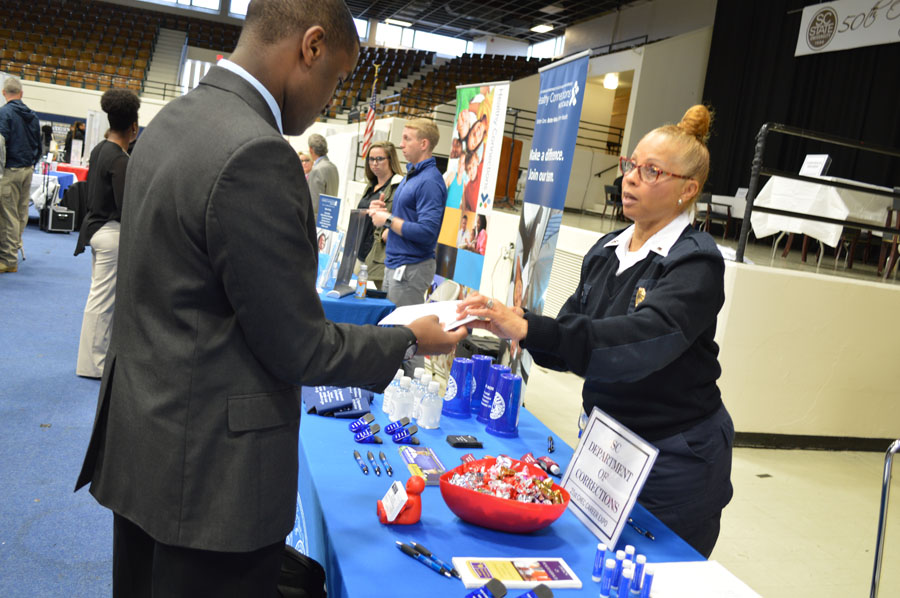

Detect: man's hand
[404,316,468,356]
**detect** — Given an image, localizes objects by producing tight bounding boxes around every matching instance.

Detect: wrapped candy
[447,457,563,505]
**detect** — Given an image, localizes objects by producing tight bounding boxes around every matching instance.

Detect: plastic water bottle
[355,265,368,298]
[382,369,403,415]
[417,381,443,429]
[391,377,413,421]
[412,372,432,419]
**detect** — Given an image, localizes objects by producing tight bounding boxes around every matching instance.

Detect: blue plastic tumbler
[442,357,474,418]
[469,355,494,415]
[476,364,510,424]
[485,373,522,438]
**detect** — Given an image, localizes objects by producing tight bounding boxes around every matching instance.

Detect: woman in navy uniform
[459,105,732,557]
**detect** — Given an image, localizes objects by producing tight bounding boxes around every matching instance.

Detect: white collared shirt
[217,59,283,134]
[604,211,692,276]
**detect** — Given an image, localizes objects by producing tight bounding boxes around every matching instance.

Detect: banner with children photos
[504,51,590,383]
[436,81,510,291]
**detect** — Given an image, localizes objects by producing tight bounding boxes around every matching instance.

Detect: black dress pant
[113,513,284,598]
[637,404,735,558]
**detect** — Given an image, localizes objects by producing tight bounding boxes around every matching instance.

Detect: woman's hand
[457,292,527,341]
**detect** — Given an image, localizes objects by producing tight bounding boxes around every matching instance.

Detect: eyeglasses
[368,156,387,163]
[299,158,311,163]
[619,157,691,184]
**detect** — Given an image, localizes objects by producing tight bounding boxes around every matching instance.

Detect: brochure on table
[315,194,342,291]
[560,406,658,550]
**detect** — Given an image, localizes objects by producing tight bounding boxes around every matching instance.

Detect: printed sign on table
[560,406,658,549]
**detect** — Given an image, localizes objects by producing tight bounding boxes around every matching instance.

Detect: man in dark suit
[74,1,465,595]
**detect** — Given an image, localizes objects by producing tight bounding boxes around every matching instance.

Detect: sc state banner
[795,0,900,56]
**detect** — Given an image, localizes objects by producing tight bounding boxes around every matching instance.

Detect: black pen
[547,435,555,453]
[353,450,368,475]
[366,450,381,476]
[395,542,451,578]
[628,517,655,541]
[379,451,393,476]
[410,541,459,579]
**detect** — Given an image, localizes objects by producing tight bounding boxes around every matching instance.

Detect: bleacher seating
[0,0,242,95]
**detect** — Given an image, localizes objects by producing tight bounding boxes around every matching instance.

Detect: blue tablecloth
[319,290,394,326]
[292,401,702,597]
[49,170,75,199]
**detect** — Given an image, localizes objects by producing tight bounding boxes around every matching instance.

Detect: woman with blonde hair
[459,105,732,557]
[357,140,403,288]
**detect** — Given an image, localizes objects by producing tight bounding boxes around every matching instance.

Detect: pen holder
[442,357,474,419]
[469,355,494,415]
[476,364,510,424]
[485,373,522,438]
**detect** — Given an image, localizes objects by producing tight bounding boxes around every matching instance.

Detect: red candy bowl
[439,457,570,533]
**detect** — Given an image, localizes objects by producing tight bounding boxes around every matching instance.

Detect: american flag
[359,64,380,158]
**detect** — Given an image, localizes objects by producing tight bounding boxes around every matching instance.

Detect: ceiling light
[530,24,554,34]
[603,72,619,90]
[539,3,564,14]
[384,18,412,27]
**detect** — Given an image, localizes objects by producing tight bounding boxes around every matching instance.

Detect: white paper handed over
[377,300,479,331]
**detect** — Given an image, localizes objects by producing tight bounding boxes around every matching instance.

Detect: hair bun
[678,105,711,145]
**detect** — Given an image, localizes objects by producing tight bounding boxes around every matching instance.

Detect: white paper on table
[649,561,761,598]
[377,300,479,331]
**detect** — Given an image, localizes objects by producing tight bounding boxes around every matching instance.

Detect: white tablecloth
[750,176,894,247]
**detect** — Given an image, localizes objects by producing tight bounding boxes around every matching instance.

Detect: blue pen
[396,542,451,578]
[639,567,654,598]
[410,541,458,578]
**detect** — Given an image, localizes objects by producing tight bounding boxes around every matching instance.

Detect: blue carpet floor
[0,220,112,596]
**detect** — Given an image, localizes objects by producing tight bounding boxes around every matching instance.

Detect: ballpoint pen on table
[367,450,381,476]
[627,517,655,540]
[352,450,368,475]
[395,542,451,578]
[379,451,393,476]
[410,541,460,579]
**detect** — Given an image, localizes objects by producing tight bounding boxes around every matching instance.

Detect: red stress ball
[377,476,425,525]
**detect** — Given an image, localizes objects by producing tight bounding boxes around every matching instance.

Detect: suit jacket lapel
[198,66,280,132]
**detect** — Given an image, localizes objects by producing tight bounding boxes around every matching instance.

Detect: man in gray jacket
[74,1,465,595]
[0,76,42,272]
[306,132,339,215]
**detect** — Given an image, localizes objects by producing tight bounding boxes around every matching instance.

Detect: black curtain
[702,0,900,195]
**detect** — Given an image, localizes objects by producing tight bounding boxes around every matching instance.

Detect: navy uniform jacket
[523,225,725,442]
[75,67,413,553]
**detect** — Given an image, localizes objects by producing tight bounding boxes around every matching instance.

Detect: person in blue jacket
[459,105,733,558]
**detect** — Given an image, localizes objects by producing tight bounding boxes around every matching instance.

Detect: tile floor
[514,211,900,596]
[524,364,899,598]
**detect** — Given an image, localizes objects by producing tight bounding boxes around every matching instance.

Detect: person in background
[368,118,447,374]
[298,151,313,177]
[0,76,41,273]
[41,124,54,156]
[74,2,465,595]
[306,132,338,215]
[74,89,140,379]
[64,121,85,163]
[358,140,402,289]
[459,105,733,558]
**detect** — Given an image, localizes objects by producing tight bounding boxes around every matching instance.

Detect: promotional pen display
[378,451,393,476]
[366,451,381,476]
[395,541,451,578]
[352,450,368,475]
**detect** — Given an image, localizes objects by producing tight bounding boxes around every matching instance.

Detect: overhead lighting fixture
[603,72,619,90]
[530,24,554,34]
[384,18,412,27]
[539,3,564,14]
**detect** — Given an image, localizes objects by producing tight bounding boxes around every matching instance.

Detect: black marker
[379,451,393,476]
[367,450,381,476]
[353,450,368,475]
[547,435,555,454]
